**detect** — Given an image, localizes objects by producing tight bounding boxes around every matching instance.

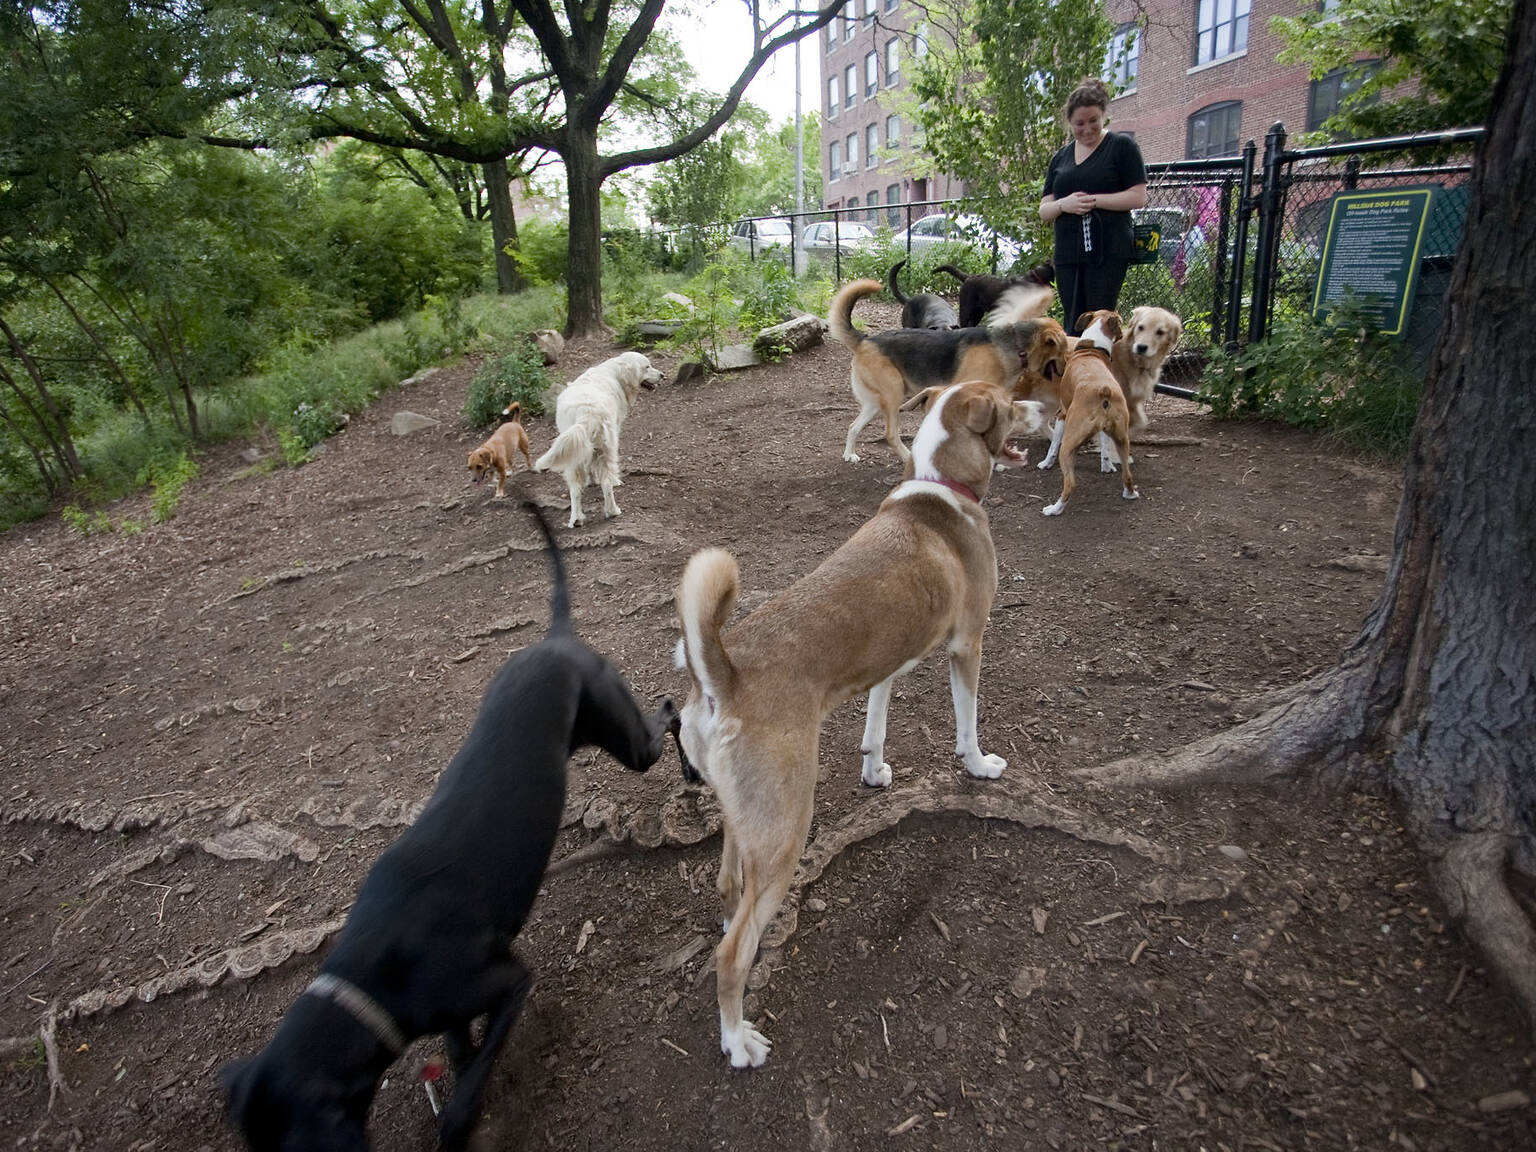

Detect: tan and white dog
[466,402,535,499]
[1111,306,1182,432]
[534,351,662,527]
[1038,311,1138,516]
[673,380,1047,1069]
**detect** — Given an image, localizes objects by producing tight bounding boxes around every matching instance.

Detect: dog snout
[1134,343,1149,356]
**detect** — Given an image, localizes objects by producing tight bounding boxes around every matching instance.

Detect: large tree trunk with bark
[482,158,525,295]
[1080,0,1536,1031]
[564,131,607,339]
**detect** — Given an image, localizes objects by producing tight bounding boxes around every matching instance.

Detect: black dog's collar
[305,974,407,1056]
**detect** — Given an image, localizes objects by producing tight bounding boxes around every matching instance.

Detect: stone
[705,343,762,372]
[390,411,440,436]
[754,314,826,356]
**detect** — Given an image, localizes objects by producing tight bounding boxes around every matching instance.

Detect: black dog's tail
[886,259,911,304]
[933,263,972,286]
[523,500,572,637]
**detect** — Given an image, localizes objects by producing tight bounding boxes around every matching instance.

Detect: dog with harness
[220,501,678,1151]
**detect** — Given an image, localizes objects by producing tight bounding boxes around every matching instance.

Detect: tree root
[40,1006,63,1109]
[1075,668,1370,790]
[1426,833,1536,1040]
[199,548,421,611]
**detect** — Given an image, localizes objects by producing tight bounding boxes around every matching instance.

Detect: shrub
[137,451,199,522]
[463,343,552,427]
[1199,301,1421,455]
[511,218,571,286]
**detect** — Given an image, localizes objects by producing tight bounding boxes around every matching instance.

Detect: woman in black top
[1039,78,1147,335]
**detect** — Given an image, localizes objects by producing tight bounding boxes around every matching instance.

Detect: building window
[867,189,880,222]
[865,52,878,97]
[826,18,837,49]
[1195,0,1250,66]
[846,132,859,172]
[886,114,901,148]
[1104,23,1139,90]
[913,22,929,57]
[863,0,876,25]
[843,13,855,41]
[886,183,902,226]
[885,38,900,86]
[885,0,898,10]
[829,141,841,181]
[1307,61,1379,131]
[848,196,859,210]
[1187,101,1242,158]
[845,64,858,107]
[867,123,879,165]
[828,76,840,119]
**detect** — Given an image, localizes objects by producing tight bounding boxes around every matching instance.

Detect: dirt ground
[2,303,1532,1152]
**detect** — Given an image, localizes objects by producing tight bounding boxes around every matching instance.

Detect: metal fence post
[1211,174,1234,347]
[1224,139,1258,351]
[1247,123,1289,345]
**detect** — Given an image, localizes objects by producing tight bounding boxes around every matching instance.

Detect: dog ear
[1075,311,1096,334]
[1101,312,1124,341]
[961,390,1003,435]
[1168,314,1184,345]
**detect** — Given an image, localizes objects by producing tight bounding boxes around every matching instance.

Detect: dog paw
[860,759,892,788]
[567,514,584,528]
[1100,459,1119,474]
[1037,456,1056,471]
[722,1023,772,1068]
[843,450,862,463]
[1042,500,1065,517]
[964,752,1008,779]
[1122,488,1140,501]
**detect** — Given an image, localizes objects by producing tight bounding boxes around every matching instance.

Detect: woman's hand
[1059,191,1096,216]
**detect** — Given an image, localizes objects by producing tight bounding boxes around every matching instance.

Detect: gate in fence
[1129,125,1482,394]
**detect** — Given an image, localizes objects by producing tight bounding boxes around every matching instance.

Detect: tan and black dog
[1037,311,1139,516]
[467,402,535,499]
[830,277,1068,464]
[672,380,1048,1069]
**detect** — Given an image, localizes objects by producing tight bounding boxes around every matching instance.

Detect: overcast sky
[668,5,823,126]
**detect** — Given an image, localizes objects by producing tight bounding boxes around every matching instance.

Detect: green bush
[1199,302,1421,455]
[737,259,799,334]
[136,451,199,522]
[463,343,552,428]
[511,218,571,286]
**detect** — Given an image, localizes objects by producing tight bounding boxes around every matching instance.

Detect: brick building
[818,0,966,222]
[817,0,1373,207]
[1102,0,1371,163]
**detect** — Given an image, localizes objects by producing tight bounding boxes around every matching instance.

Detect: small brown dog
[1040,311,1138,516]
[467,402,535,499]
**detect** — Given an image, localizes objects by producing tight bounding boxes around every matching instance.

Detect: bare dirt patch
[2,305,1532,1150]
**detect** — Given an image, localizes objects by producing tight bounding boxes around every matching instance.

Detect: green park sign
[1312,185,1438,336]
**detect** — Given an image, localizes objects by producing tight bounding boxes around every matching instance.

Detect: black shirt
[1044,132,1147,264]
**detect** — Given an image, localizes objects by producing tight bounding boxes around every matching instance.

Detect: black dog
[887,259,960,330]
[935,260,1057,328]
[220,501,677,1151]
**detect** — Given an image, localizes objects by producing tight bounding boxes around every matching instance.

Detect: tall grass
[3,288,566,532]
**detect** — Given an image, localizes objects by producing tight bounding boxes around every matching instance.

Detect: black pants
[1056,260,1130,335]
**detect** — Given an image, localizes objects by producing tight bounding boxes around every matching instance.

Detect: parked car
[801,220,876,254]
[726,218,793,254]
[892,213,1025,270]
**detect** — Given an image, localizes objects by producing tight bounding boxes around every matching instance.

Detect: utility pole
[794,35,805,277]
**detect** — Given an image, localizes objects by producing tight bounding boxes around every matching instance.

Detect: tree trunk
[482,157,525,295]
[564,131,606,338]
[1080,0,1536,1032]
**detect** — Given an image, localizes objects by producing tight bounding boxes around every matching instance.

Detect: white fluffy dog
[534,351,663,527]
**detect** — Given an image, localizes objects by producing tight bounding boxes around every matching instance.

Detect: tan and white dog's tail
[533,423,597,475]
[676,548,739,702]
[986,284,1054,327]
[827,279,883,350]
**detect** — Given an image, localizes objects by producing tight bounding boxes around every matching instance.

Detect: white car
[893,212,1025,270]
[801,221,876,254]
[726,218,793,254]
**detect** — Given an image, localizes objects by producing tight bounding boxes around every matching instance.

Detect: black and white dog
[936,260,1057,328]
[220,501,677,1151]
[887,259,960,330]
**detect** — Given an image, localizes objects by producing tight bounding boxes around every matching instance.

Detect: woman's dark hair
[1064,77,1112,121]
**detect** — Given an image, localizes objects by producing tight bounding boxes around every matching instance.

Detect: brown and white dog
[1037,311,1138,516]
[830,278,1068,464]
[1110,306,1182,432]
[673,380,1047,1069]
[534,351,662,527]
[467,402,535,499]
[530,329,565,366]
